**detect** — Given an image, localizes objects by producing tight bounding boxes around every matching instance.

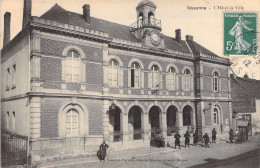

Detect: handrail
[129,17,161,31]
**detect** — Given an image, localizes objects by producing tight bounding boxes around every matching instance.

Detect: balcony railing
[129,17,161,31]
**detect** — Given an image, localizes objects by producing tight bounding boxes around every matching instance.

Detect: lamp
[203,103,212,113]
[111,101,116,110]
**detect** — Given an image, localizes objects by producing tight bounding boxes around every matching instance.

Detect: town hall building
[1,0,232,165]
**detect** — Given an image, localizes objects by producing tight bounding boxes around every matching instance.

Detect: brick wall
[200,64,229,97]
[41,98,62,138]
[41,38,102,62]
[39,38,103,91]
[79,99,103,135]
[41,57,62,82]
[41,97,103,138]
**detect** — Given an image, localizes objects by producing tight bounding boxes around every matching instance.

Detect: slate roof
[186,40,219,57]
[39,3,220,57]
[231,74,260,113]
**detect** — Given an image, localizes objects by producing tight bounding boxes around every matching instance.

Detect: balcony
[129,17,161,31]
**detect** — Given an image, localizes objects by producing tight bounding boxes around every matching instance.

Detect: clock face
[152,33,159,42]
[151,32,160,46]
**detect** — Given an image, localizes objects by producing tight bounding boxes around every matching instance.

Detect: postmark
[224,12,258,56]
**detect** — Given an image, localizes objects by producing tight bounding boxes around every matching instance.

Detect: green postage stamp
[224,13,258,56]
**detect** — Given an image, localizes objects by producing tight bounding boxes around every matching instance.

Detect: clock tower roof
[137,0,156,9]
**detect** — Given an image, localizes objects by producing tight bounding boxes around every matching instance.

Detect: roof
[231,74,260,113]
[137,0,156,8]
[186,40,219,57]
[39,3,220,57]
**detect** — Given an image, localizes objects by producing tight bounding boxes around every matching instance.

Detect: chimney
[186,35,193,41]
[175,29,181,43]
[3,12,11,47]
[83,4,90,24]
[22,0,32,28]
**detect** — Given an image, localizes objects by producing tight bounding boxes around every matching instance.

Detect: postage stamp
[223,12,258,56]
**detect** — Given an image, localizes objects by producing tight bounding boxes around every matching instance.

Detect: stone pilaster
[161,112,167,138]
[142,112,150,141]
[192,109,196,132]
[196,101,205,140]
[121,112,129,142]
[103,100,110,141]
[228,101,233,130]
[177,110,183,134]
[30,96,41,139]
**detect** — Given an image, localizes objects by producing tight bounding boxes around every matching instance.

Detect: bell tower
[129,0,165,48]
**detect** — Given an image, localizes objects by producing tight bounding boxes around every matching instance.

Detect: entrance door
[183,105,193,132]
[109,107,121,142]
[128,106,142,140]
[167,106,177,135]
[149,106,160,134]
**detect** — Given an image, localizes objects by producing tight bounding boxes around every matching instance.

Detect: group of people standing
[229,128,248,143]
[174,128,218,149]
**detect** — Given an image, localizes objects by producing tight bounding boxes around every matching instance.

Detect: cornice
[30,17,112,43]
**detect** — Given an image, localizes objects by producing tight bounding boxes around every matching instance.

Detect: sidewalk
[4,135,259,168]
[37,135,259,168]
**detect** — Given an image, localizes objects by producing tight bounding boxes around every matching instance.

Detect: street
[38,135,260,168]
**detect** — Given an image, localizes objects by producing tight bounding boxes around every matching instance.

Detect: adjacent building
[1,0,232,165]
[231,74,260,134]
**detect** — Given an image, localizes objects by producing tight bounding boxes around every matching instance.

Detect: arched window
[167,67,176,90]
[59,103,87,137]
[66,109,79,136]
[213,72,219,92]
[65,50,80,82]
[183,69,191,91]
[151,65,159,88]
[138,13,143,28]
[213,108,219,124]
[131,62,141,88]
[148,12,154,25]
[108,59,119,86]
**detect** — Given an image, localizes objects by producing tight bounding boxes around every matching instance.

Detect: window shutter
[159,72,162,89]
[140,70,144,88]
[176,75,179,90]
[80,61,86,82]
[119,68,123,87]
[190,76,194,91]
[148,71,152,88]
[219,78,221,92]
[166,73,169,90]
[211,76,213,91]
[182,75,185,91]
[62,59,66,81]
[128,68,131,87]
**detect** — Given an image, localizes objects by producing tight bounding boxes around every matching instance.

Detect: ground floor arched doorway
[149,106,161,135]
[167,105,178,136]
[128,106,142,140]
[183,105,194,133]
[109,106,121,142]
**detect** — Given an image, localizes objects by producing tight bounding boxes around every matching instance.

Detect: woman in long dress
[229,15,253,53]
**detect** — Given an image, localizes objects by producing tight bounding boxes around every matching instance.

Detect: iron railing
[1,131,28,166]
[129,17,161,31]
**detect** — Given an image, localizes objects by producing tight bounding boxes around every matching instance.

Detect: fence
[1,131,28,166]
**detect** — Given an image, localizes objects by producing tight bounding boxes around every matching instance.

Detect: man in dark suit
[174,131,181,149]
[97,140,109,161]
[184,131,191,147]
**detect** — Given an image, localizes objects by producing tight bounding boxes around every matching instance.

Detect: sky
[1,0,260,79]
